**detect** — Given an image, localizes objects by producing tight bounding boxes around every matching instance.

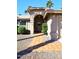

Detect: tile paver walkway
[17,34,62,59]
[28,35,61,52]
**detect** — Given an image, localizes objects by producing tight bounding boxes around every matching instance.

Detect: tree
[46,0,54,8]
[25,6,32,13]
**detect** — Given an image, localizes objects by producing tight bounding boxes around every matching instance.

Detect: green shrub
[26,30,30,34]
[41,23,48,35]
[18,26,27,34]
[18,26,30,34]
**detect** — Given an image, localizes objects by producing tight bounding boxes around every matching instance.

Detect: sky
[17,0,62,15]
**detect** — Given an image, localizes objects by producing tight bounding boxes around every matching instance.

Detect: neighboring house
[17,7,62,39]
[17,15,30,30]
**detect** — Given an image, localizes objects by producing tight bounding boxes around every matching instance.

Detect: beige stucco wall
[47,14,62,40]
[29,15,34,34]
[28,10,45,34]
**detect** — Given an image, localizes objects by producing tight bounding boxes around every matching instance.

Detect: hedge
[17,26,30,34]
[41,23,48,35]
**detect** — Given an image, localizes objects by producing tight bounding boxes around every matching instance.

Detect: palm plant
[46,0,54,8]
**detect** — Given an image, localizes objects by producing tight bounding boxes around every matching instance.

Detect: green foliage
[18,26,26,34]
[42,23,48,35]
[18,26,30,34]
[46,0,54,8]
[26,30,30,34]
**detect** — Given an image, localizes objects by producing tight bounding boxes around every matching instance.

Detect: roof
[17,15,30,20]
[28,7,45,9]
[45,8,62,14]
[18,7,62,20]
[44,9,62,18]
[26,7,45,13]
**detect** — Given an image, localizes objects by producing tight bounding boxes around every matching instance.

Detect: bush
[25,30,30,34]
[18,26,26,34]
[18,26,30,34]
[41,23,48,35]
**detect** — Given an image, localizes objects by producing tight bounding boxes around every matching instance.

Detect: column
[47,17,52,40]
[47,15,58,40]
[51,15,58,40]
[30,15,34,35]
[57,15,62,39]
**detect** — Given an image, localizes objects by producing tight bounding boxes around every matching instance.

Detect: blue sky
[17,0,62,15]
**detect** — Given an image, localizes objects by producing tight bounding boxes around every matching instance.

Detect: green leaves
[46,0,54,8]
[42,23,48,35]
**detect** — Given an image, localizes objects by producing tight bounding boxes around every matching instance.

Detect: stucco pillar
[47,15,58,40]
[57,15,62,39]
[47,17,52,40]
[30,15,34,35]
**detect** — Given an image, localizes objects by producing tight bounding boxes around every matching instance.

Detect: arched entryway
[34,15,44,33]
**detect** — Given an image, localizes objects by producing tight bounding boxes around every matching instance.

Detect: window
[17,20,20,26]
[20,20,26,25]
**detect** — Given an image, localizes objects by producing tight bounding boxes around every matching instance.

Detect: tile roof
[17,15,30,19]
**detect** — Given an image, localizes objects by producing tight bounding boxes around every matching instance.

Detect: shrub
[18,26,30,34]
[26,30,30,34]
[18,26,27,34]
[41,23,48,35]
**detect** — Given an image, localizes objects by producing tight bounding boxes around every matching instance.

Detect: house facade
[17,7,62,39]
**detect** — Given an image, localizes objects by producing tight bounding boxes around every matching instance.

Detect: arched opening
[34,15,44,33]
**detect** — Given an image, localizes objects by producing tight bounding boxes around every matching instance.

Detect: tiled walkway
[17,34,62,59]
[28,35,61,52]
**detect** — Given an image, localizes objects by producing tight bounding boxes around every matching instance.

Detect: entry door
[34,20,42,33]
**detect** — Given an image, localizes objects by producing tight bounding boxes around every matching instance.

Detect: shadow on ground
[17,39,58,59]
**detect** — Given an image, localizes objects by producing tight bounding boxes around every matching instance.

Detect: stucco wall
[29,10,45,34]
[47,14,62,40]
